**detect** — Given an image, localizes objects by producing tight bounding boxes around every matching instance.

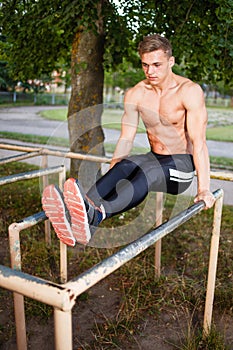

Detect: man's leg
[86,158,141,205]
[42,153,195,246]
[41,158,141,246]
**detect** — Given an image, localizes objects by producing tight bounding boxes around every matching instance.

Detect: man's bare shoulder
[176,74,203,95]
[175,75,206,110]
[125,80,150,101]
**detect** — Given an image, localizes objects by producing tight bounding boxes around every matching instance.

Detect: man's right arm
[110,88,140,168]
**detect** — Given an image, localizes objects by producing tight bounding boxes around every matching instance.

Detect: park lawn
[206,125,233,142]
[40,108,68,121]
[41,108,233,141]
[40,108,146,132]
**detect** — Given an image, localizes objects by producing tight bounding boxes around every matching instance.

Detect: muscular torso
[134,75,193,155]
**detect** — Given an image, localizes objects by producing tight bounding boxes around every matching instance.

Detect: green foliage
[0,60,17,91]
[124,0,233,84]
[1,0,233,85]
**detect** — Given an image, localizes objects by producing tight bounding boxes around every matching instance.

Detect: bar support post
[54,308,72,350]
[203,191,224,335]
[154,192,164,277]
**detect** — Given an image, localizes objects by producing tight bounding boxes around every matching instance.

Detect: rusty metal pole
[8,212,46,350]
[59,166,68,283]
[154,192,164,277]
[54,309,73,350]
[41,154,51,245]
[203,189,224,335]
[8,224,27,350]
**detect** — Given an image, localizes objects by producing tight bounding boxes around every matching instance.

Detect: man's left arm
[184,83,215,209]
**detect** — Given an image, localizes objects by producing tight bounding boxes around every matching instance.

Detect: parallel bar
[65,189,223,297]
[41,148,110,163]
[0,143,111,164]
[0,151,42,165]
[1,143,233,180]
[0,143,41,152]
[0,264,75,311]
[9,211,47,230]
[0,165,65,185]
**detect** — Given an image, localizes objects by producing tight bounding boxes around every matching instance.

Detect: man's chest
[138,89,185,127]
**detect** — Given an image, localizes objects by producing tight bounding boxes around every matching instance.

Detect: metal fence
[0,91,231,107]
[0,92,70,105]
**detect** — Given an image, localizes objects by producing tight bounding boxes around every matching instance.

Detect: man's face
[141,49,174,86]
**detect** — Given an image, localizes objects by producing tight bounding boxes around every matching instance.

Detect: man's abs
[146,125,192,155]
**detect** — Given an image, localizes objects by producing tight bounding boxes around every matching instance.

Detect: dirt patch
[1,265,233,350]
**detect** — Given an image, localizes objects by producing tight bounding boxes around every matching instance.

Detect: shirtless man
[42,34,215,247]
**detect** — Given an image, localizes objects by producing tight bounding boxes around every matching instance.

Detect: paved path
[0,106,232,205]
[0,106,233,158]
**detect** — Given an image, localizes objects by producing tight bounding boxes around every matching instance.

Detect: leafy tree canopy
[1,0,233,85]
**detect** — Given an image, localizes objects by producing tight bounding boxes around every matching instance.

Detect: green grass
[0,130,69,147]
[206,125,233,142]
[0,162,232,348]
[41,107,146,132]
[41,107,233,141]
[40,108,68,121]
[210,156,233,170]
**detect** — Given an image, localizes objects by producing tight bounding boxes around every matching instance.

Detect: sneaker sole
[63,178,91,245]
[42,185,76,247]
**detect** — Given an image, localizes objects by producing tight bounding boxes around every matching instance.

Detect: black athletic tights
[86,152,195,218]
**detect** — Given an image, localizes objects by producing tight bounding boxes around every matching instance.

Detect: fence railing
[0,91,231,107]
[0,92,70,105]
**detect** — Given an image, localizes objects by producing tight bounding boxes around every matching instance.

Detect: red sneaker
[42,184,76,247]
[63,178,91,245]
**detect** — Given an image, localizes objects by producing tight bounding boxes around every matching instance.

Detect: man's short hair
[138,34,172,58]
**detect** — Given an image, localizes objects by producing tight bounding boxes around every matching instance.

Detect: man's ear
[169,56,175,67]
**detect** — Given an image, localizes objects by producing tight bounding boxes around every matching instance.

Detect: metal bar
[59,165,66,190]
[203,191,224,335]
[8,208,67,349]
[0,143,41,152]
[54,308,72,350]
[2,143,233,178]
[41,148,110,163]
[154,192,164,277]
[0,143,111,163]
[13,293,27,350]
[9,211,47,231]
[65,189,223,297]
[41,155,51,245]
[0,151,42,165]
[0,165,65,185]
[0,264,75,311]
[60,241,68,284]
[9,219,27,350]
[3,189,223,348]
[58,167,68,283]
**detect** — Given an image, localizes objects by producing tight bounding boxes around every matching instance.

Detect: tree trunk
[67,29,105,191]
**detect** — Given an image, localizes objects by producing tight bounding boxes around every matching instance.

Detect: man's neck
[152,73,176,94]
